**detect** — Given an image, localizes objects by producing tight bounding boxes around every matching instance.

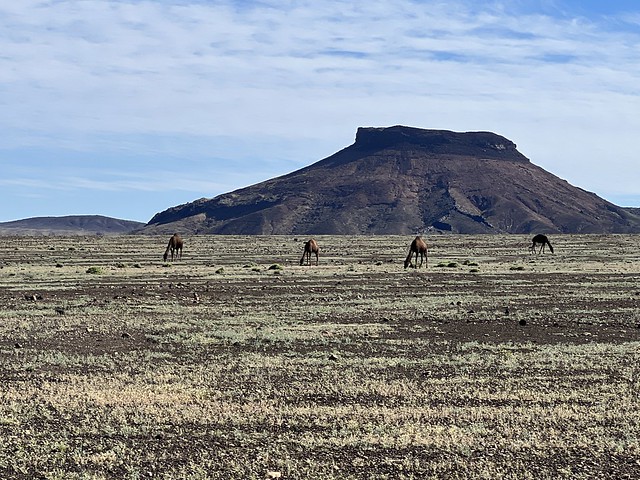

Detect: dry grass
[0,234,639,479]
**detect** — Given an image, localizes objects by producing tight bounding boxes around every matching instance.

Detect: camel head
[404,258,412,269]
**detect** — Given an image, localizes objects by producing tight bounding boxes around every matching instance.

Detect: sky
[1,0,640,223]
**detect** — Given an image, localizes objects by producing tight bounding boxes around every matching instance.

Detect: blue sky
[1,0,640,223]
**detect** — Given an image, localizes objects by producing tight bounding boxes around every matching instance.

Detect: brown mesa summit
[140,125,640,235]
[163,233,183,262]
[300,239,319,266]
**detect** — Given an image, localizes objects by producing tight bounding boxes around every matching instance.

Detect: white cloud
[1,0,640,222]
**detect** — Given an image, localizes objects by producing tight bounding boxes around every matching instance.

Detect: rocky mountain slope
[139,126,640,235]
[0,215,145,236]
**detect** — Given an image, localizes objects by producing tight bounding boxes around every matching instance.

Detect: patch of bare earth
[0,234,639,479]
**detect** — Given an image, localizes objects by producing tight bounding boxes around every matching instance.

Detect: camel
[163,233,183,262]
[404,236,428,269]
[300,238,319,266]
[530,234,554,254]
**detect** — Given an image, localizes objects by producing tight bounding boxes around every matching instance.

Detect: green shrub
[86,266,103,274]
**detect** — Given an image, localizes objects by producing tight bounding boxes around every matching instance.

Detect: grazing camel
[530,234,554,254]
[163,233,183,262]
[404,236,428,269]
[300,238,319,266]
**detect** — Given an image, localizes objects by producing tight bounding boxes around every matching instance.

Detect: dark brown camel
[530,234,554,254]
[300,238,319,266]
[404,236,428,269]
[163,233,183,262]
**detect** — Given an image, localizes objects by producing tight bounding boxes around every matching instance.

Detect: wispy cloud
[1,0,640,221]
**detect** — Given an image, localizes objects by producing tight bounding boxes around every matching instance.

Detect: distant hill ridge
[0,215,144,235]
[139,125,640,235]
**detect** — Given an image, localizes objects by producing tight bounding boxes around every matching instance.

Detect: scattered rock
[14,343,23,349]
[266,471,282,479]
[54,307,65,315]
[121,332,132,339]
[519,319,527,326]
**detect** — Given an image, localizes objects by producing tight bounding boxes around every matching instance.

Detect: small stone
[519,319,527,326]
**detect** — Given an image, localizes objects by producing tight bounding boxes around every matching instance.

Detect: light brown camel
[163,233,183,262]
[300,238,319,266]
[530,234,554,254]
[404,236,428,269]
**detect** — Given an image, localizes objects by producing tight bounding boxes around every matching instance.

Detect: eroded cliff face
[353,126,529,162]
[138,126,640,235]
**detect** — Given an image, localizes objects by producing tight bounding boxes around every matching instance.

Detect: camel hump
[532,234,548,242]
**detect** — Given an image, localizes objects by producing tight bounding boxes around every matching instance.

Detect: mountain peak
[139,126,640,235]
[353,125,529,162]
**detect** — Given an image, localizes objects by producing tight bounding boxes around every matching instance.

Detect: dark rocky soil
[1,234,639,479]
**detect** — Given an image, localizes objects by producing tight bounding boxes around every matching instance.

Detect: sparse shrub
[510,266,525,271]
[133,263,142,269]
[215,267,224,274]
[251,266,261,272]
[55,263,63,268]
[86,266,103,274]
[436,261,461,268]
[268,264,283,271]
[469,268,479,273]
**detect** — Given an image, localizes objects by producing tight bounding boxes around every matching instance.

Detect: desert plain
[0,234,639,479]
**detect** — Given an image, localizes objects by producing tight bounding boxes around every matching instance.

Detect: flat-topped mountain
[0,215,145,236]
[139,126,640,235]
